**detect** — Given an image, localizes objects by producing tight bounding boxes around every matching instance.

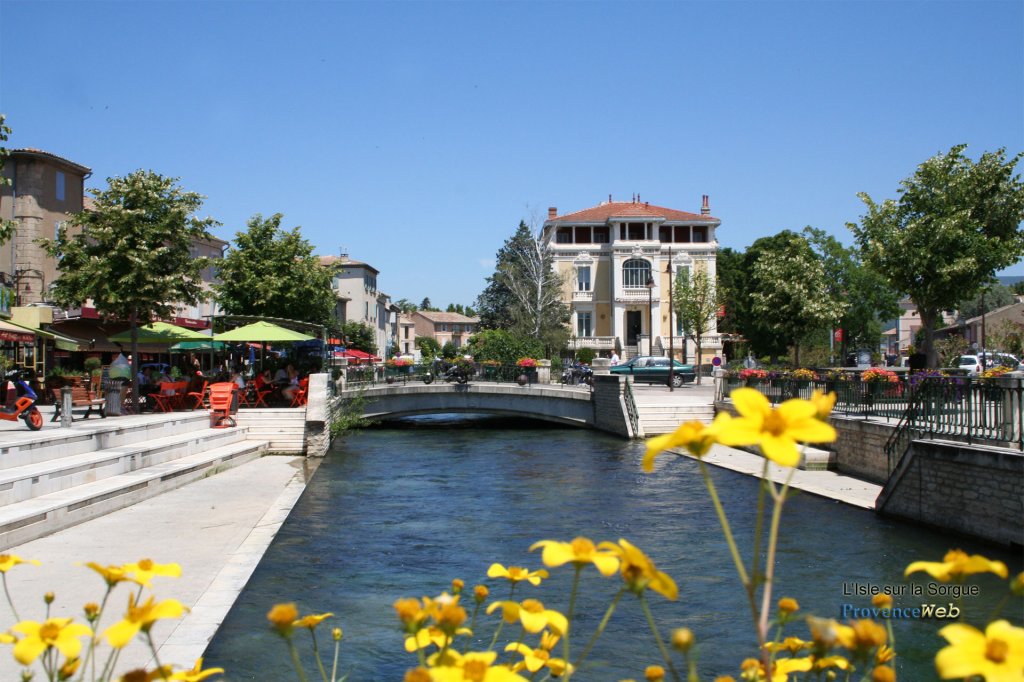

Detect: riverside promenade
[0,390,882,678]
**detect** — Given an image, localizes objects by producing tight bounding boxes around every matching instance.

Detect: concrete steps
[235,408,306,453]
[0,411,272,550]
[637,403,716,434]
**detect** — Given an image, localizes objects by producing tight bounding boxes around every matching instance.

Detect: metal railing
[623,378,641,438]
[342,363,561,389]
[724,375,1024,455]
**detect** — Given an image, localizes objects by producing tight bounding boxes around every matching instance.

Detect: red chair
[237,382,254,408]
[147,382,177,413]
[253,384,272,408]
[208,382,237,428]
[290,377,309,407]
[187,381,209,410]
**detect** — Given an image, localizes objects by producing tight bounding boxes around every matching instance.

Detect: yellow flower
[643,419,719,471]
[11,617,92,665]
[427,650,529,681]
[104,593,186,648]
[474,585,490,602]
[936,619,1024,682]
[671,627,694,652]
[529,537,620,576]
[876,645,896,664]
[121,558,182,587]
[168,658,225,681]
[0,554,40,573]
[765,636,810,654]
[82,562,140,588]
[59,657,81,678]
[644,664,666,681]
[486,599,568,635]
[486,564,549,586]
[1011,572,1024,596]
[598,539,678,600]
[872,593,893,609]
[777,597,799,615]
[451,578,464,594]
[332,627,343,641]
[405,668,432,682]
[809,389,837,421]
[834,619,887,651]
[267,603,300,635]
[906,549,1009,582]
[293,612,333,629]
[404,625,471,652]
[505,632,571,675]
[872,666,895,682]
[717,388,837,466]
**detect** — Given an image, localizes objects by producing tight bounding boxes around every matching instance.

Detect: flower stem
[751,459,770,586]
[698,459,750,587]
[331,639,340,682]
[639,592,682,682]
[287,637,311,682]
[310,630,329,682]
[1,574,19,621]
[757,473,792,670]
[573,587,624,670]
[562,565,582,678]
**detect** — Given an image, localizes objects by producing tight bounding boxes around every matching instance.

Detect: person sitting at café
[255,368,273,393]
[230,367,247,392]
[281,365,301,403]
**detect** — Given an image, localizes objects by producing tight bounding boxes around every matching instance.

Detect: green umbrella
[169,339,229,351]
[213,320,315,342]
[108,321,211,343]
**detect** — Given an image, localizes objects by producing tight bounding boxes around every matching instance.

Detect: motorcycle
[423,358,470,385]
[0,368,44,431]
[561,363,593,386]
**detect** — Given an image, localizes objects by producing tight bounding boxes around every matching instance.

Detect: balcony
[616,288,659,303]
[572,290,594,303]
[569,336,617,350]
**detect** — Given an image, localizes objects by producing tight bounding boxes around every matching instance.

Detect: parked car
[610,356,696,387]
[950,353,1022,376]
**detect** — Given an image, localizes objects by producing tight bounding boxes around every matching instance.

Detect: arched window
[622,259,651,288]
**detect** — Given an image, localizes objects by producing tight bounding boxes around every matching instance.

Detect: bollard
[60,386,73,428]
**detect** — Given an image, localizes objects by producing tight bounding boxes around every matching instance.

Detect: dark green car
[610,356,697,387]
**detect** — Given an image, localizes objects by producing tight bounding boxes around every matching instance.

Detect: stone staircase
[235,408,307,452]
[0,412,269,550]
[636,402,716,434]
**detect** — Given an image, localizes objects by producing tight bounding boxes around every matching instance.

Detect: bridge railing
[342,363,590,389]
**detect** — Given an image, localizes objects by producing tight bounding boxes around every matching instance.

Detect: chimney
[608,194,612,203]
[548,207,557,220]
[339,246,349,263]
[701,194,710,215]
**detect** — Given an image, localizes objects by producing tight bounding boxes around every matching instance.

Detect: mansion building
[542,195,722,362]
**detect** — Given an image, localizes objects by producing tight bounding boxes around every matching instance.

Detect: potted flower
[738,367,767,387]
[515,357,537,386]
[788,368,817,398]
[980,365,1013,401]
[860,367,899,403]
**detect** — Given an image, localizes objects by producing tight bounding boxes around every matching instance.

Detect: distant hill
[998,275,1024,286]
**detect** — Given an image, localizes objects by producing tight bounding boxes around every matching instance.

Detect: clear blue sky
[2,0,1022,308]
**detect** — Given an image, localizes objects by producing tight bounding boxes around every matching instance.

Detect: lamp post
[665,248,674,391]
[645,273,655,357]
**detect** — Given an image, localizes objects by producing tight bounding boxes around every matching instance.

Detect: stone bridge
[339,378,637,436]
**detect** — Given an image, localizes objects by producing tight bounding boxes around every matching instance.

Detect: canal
[204,415,1022,680]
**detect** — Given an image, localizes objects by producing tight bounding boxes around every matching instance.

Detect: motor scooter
[561,362,593,386]
[422,358,470,385]
[0,368,44,431]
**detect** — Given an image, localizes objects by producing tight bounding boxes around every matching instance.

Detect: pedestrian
[610,351,620,366]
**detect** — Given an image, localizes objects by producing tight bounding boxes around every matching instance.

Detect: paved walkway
[0,454,313,679]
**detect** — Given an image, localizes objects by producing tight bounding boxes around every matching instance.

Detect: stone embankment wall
[305,373,340,458]
[877,440,1023,547]
[830,419,894,483]
[592,374,635,438]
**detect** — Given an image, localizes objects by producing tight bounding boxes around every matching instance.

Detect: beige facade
[411,311,479,351]
[542,195,722,361]
[397,313,417,357]
[0,149,91,308]
[321,254,397,355]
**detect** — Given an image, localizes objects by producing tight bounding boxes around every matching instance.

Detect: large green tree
[339,320,377,355]
[214,213,334,327]
[955,282,1016,320]
[747,230,845,365]
[43,170,216,405]
[476,221,569,355]
[673,263,719,383]
[803,227,900,361]
[849,145,1024,367]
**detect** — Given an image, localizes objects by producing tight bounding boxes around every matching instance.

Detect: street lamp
[665,248,674,391]
[645,273,655,357]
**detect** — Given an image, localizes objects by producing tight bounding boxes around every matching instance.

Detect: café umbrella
[108,321,211,344]
[213,321,315,343]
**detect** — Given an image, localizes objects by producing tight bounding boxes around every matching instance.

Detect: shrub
[576,347,596,364]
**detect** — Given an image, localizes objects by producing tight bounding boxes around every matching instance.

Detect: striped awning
[0,319,36,343]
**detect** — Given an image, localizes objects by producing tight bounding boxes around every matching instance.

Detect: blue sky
[2,0,1022,307]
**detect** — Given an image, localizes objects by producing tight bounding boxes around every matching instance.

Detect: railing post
[60,386,73,428]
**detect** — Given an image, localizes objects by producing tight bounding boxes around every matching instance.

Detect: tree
[747,231,845,366]
[477,221,569,355]
[849,145,1024,367]
[0,115,14,245]
[416,336,440,360]
[214,213,334,327]
[420,297,436,312]
[43,170,216,407]
[955,283,1016,320]
[394,298,418,314]
[464,328,544,366]
[673,264,719,383]
[987,319,1024,357]
[339,320,377,355]
[803,227,900,361]
[441,341,458,359]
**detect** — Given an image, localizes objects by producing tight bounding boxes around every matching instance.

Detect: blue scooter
[0,368,43,430]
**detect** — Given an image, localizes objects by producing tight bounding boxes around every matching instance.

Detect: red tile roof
[319,255,378,273]
[10,148,92,174]
[413,311,480,324]
[548,200,717,223]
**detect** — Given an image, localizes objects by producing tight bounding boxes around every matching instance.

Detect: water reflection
[204,414,1022,680]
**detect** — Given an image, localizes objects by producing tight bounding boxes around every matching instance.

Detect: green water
[204,416,1022,680]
